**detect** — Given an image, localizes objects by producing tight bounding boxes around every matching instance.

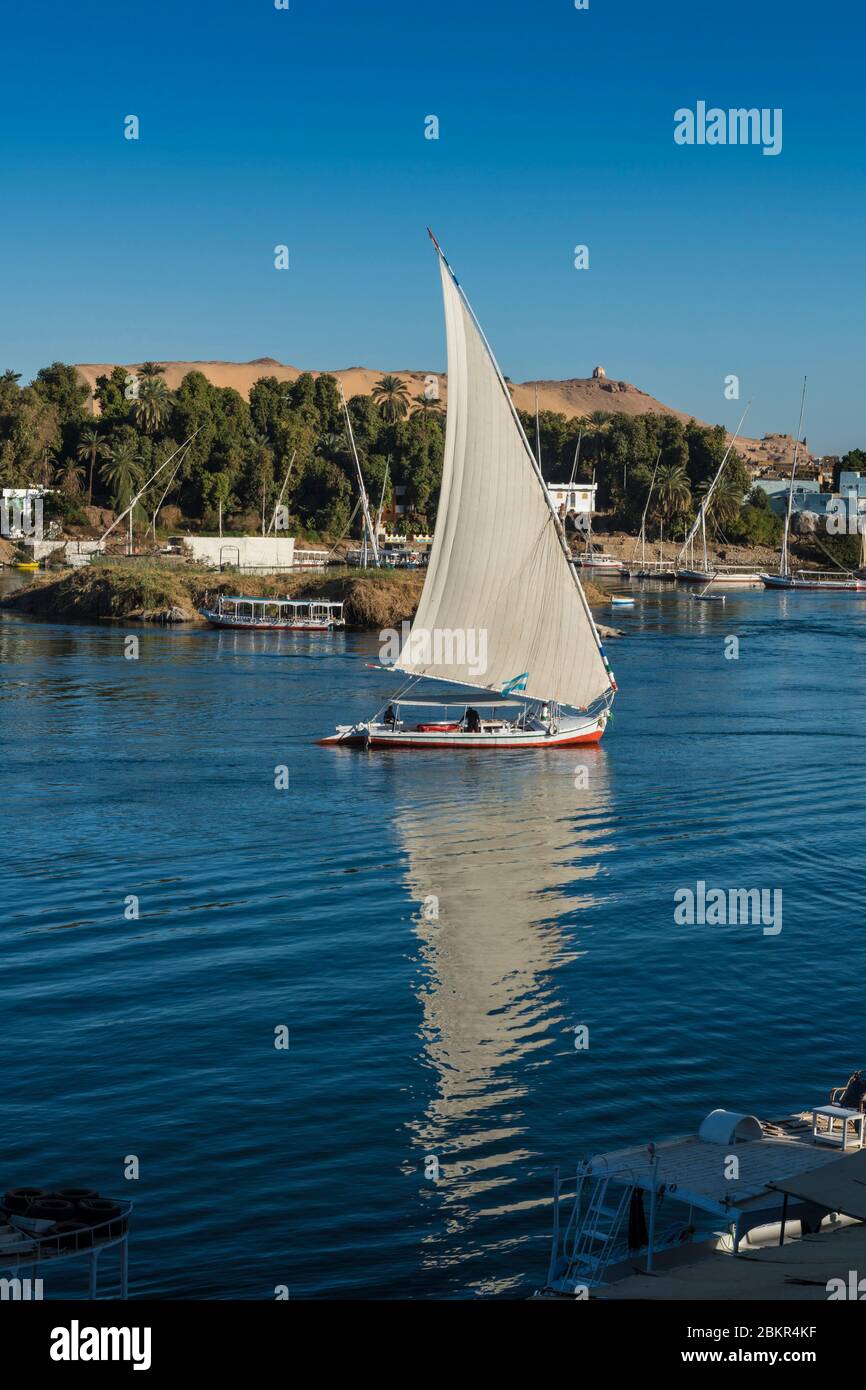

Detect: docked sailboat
[572,549,629,576]
[675,406,763,586]
[762,567,866,592]
[319,232,617,750]
[761,379,866,591]
[633,450,675,580]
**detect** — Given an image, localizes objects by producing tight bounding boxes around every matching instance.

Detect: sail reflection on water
[400,755,614,1263]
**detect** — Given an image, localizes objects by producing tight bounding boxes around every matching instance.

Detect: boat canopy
[387,698,525,708]
[218,596,343,609]
[393,239,614,712]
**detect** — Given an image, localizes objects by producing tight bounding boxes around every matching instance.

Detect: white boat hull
[761,573,866,591]
[678,569,762,586]
[319,711,608,749]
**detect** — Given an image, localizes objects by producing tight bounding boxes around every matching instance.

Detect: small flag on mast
[500,672,529,695]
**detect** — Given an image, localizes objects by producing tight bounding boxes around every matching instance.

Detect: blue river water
[1,580,864,1299]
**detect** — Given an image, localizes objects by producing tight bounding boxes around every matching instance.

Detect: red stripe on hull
[318,728,605,749]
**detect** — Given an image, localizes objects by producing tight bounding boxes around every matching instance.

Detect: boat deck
[589,1112,850,1214]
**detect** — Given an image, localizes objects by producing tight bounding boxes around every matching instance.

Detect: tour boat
[319,232,617,751]
[201,595,345,630]
[539,1091,866,1297]
[761,571,866,592]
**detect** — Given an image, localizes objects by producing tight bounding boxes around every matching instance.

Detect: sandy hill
[73,359,809,472]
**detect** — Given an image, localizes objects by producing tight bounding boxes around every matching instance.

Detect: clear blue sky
[1,0,862,453]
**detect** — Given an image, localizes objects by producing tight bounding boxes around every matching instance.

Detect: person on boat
[465,707,481,733]
[383,704,397,727]
[837,1069,866,1110]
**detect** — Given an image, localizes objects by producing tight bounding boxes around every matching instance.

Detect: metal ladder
[548,1168,635,1291]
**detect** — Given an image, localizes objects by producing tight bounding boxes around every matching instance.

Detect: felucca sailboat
[319,232,617,749]
[761,378,866,591]
[675,404,761,586]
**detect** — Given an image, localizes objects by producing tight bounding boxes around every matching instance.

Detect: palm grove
[0,361,784,547]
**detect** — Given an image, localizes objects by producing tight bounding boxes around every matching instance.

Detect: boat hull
[319,714,607,749]
[573,561,629,576]
[678,569,762,586]
[760,574,866,591]
[200,611,338,630]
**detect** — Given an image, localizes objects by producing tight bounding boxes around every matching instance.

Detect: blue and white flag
[500,672,529,695]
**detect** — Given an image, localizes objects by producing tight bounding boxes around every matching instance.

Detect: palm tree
[412,395,443,417]
[0,369,21,386]
[133,377,171,434]
[138,361,166,379]
[316,431,346,458]
[371,375,410,423]
[655,462,691,544]
[55,458,85,498]
[76,426,109,506]
[101,439,145,514]
[700,466,743,531]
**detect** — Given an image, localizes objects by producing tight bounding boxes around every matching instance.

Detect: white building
[172,535,328,571]
[547,481,597,517]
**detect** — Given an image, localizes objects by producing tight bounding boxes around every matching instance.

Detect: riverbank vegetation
[4,360,859,550]
[1,560,610,627]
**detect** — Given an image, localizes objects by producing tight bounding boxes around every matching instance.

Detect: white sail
[394,241,614,711]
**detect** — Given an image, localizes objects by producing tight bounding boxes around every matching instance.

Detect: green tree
[372,375,410,423]
[76,426,110,506]
[94,366,132,421]
[55,458,85,498]
[412,395,443,417]
[101,438,145,513]
[655,462,692,541]
[31,362,89,428]
[134,376,171,434]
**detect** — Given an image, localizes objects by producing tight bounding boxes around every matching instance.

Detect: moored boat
[761,570,866,591]
[635,561,677,580]
[756,378,864,592]
[572,550,630,576]
[200,595,345,630]
[319,231,617,751]
[540,1086,866,1297]
[674,403,751,584]
[678,565,763,586]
